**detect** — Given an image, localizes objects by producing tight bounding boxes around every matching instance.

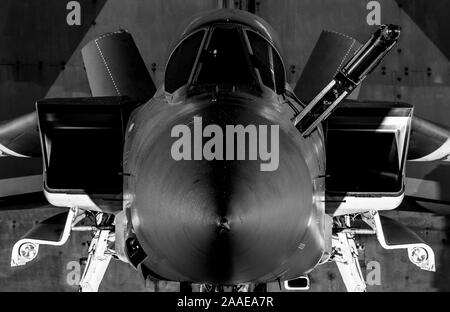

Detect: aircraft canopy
[165,23,285,95]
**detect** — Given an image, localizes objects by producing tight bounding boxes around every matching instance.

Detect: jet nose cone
[130,105,314,283]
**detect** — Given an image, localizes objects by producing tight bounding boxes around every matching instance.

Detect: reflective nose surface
[131,105,314,283]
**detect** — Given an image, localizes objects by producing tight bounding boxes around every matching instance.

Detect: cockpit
[164,23,286,95]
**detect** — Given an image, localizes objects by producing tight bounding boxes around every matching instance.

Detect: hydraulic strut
[293,24,401,136]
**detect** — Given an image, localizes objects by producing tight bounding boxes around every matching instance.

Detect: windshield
[165,29,205,94]
[165,24,286,95]
[195,24,255,87]
[246,30,285,94]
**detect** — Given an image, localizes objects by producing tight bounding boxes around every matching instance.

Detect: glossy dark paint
[120,10,326,284]
[124,87,326,283]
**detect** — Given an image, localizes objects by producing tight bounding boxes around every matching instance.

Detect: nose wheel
[180,282,193,293]
[199,284,250,292]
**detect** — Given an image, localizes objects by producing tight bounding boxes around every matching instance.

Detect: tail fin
[294,30,361,103]
[81,29,156,102]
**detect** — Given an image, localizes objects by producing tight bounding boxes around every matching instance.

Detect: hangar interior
[0,0,449,291]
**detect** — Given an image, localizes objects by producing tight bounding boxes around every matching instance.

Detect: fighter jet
[2,8,448,292]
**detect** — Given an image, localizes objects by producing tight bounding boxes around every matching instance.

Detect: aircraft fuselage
[123,9,327,284]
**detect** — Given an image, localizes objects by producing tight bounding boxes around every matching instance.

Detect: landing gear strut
[79,229,113,292]
[332,232,366,292]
